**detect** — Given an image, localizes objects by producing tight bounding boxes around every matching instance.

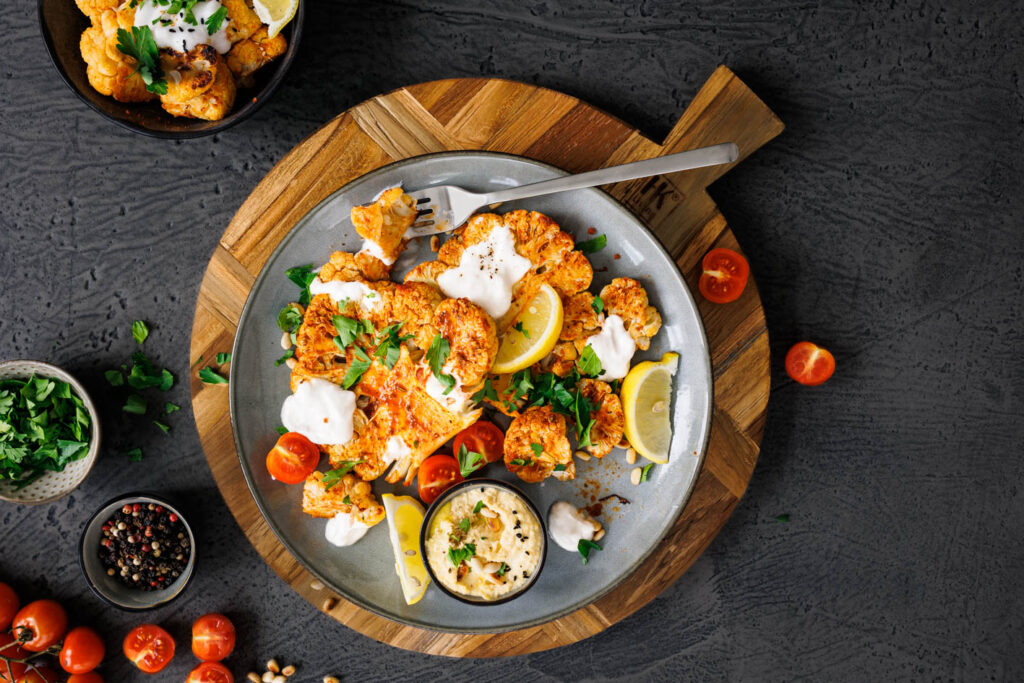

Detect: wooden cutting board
[189,65,781,656]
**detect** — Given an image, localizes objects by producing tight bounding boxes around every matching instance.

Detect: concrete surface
[1,0,1022,680]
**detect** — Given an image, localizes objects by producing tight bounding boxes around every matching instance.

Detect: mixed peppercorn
[98,502,191,591]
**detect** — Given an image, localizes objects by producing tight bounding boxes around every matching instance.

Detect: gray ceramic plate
[230,151,712,633]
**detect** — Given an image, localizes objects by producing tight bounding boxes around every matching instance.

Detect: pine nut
[324,677,341,683]
[280,331,292,349]
[273,677,286,683]
[593,529,606,541]
[410,576,421,587]
[322,596,338,611]
[310,579,324,590]
[247,673,260,683]
[404,549,416,556]
[575,450,591,461]
[267,660,280,674]
[617,436,630,449]
[282,666,296,677]
[479,507,497,518]
[483,562,501,573]
[630,467,642,485]
[652,400,666,413]
[625,448,637,464]
[285,357,297,369]
[262,673,274,683]
[430,235,440,252]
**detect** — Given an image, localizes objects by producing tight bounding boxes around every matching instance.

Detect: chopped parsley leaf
[592,296,604,314]
[473,501,484,514]
[530,442,543,457]
[274,426,288,435]
[775,514,790,523]
[198,366,228,384]
[322,460,363,489]
[496,562,510,577]
[123,394,147,415]
[470,377,498,404]
[104,370,124,387]
[577,234,606,254]
[459,517,471,533]
[457,443,485,478]
[285,264,317,307]
[125,447,143,462]
[578,346,603,377]
[333,314,371,350]
[425,334,456,394]
[578,538,602,565]
[640,463,654,482]
[131,320,149,344]
[277,303,303,333]
[205,5,228,34]
[374,322,413,370]
[513,321,530,338]
[554,463,567,472]
[447,542,477,566]
[275,348,295,366]
[115,26,166,94]
[153,420,170,434]
[164,402,180,414]
[216,352,231,365]
[341,347,371,389]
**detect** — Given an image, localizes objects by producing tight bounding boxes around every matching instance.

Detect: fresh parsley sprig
[577,234,607,254]
[447,542,477,567]
[285,264,317,307]
[115,26,167,95]
[578,538,602,565]
[426,334,456,395]
[322,459,363,490]
[456,443,486,478]
[373,322,413,370]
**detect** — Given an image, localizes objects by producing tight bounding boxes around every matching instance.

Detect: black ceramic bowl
[419,479,548,606]
[80,492,197,611]
[38,0,304,138]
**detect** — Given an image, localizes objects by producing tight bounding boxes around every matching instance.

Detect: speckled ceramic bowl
[38,0,304,138]
[0,360,101,505]
[79,492,197,611]
[420,479,548,607]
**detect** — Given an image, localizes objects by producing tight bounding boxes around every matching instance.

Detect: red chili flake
[613,253,621,260]
[587,227,597,235]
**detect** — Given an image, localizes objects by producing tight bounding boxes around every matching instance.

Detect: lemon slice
[621,352,679,464]
[491,284,563,374]
[381,494,430,605]
[252,0,299,38]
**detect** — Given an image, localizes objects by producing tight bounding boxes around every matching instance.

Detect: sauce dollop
[324,511,370,547]
[280,379,356,445]
[437,223,531,319]
[584,314,635,380]
[309,278,381,310]
[133,0,231,54]
[548,501,598,552]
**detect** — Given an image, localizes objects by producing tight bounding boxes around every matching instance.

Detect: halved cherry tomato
[785,341,836,386]
[67,674,104,683]
[59,626,105,674]
[452,421,505,468]
[191,613,235,662]
[266,432,320,484]
[0,583,19,630]
[186,661,233,683]
[698,248,749,304]
[123,624,175,674]
[417,454,463,505]
[14,666,60,683]
[0,632,29,682]
[12,600,67,652]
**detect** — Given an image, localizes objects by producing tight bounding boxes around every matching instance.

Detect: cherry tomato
[122,624,175,674]
[452,421,505,468]
[0,584,19,631]
[266,432,320,484]
[0,633,29,682]
[698,247,749,304]
[785,341,836,386]
[12,600,67,652]
[191,613,235,662]
[59,626,105,674]
[14,667,60,683]
[186,661,233,683]
[67,674,104,683]
[417,454,463,505]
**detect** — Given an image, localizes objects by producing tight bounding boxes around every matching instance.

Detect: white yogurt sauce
[280,379,356,445]
[133,0,231,54]
[584,314,636,381]
[423,369,474,415]
[324,511,370,547]
[309,277,381,310]
[381,435,411,470]
[357,238,396,266]
[436,223,531,319]
[548,501,597,552]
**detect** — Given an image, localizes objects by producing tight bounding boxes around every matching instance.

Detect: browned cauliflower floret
[504,405,574,483]
[80,9,157,103]
[302,471,384,526]
[227,26,288,85]
[159,45,236,121]
[75,0,119,22]
[578,379,625,458]
[599,277,662,350]
[221,0,264,44]
[431,298,498,387]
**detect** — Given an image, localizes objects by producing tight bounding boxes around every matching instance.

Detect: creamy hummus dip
[425,485,543,601]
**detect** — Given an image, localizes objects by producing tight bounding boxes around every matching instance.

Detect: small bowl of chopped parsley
[0,360,100,505]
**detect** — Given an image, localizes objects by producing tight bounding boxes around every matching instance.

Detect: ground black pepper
[97,502,190,591]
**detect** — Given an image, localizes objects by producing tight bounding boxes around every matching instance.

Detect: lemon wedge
[620,352,679,464]
[252,0,299,38]
[381,494,430,605]
[491,284,563,374]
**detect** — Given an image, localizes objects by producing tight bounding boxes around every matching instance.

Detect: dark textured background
[2,0,1022,680]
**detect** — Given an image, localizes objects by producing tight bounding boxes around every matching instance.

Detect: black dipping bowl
[420,479,548,607]
[80,492,197,611]
[38,0,304,138]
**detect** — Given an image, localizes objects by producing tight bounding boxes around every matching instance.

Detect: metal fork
[402,142,738,238]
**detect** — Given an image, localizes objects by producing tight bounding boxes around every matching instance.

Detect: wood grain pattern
[189,66,783,656]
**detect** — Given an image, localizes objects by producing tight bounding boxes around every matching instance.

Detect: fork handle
[481,142,739,205]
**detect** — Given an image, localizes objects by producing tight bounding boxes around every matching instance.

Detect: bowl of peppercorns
[79,492,196,610]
